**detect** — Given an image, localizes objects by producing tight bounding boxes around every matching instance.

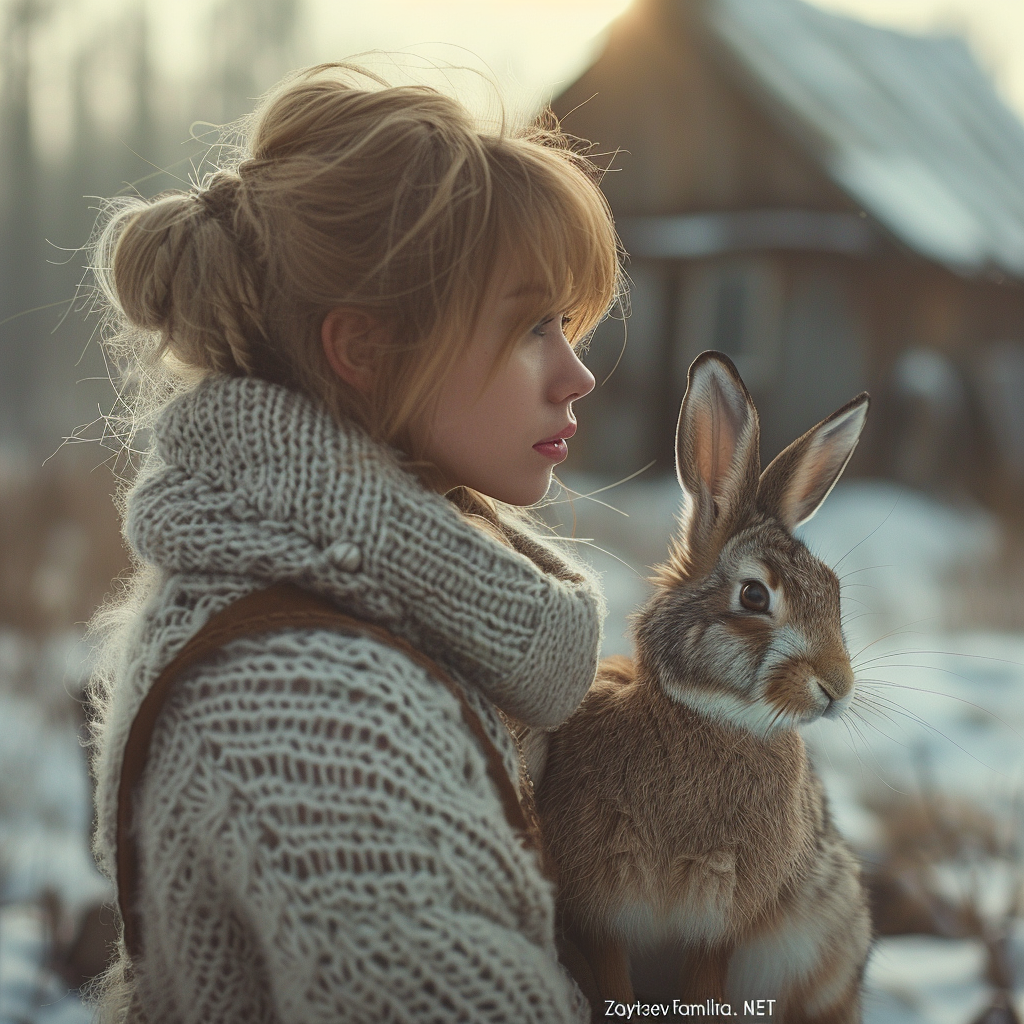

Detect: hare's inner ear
[675,353,760,561]
[759,393,869,531]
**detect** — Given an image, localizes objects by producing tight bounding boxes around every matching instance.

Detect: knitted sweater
[90,375,604,1024]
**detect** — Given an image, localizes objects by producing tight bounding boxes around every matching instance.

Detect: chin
[488,471,553,507]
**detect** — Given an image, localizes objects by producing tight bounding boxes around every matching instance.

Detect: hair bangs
[490,140,621,360]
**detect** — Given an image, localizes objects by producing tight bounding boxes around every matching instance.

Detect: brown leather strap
[116,583,538,960]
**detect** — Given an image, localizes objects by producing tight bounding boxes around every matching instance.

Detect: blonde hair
[94,61,622,461]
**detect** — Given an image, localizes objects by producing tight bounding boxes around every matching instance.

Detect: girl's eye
[739,580,771,613]
[532,313,572,338]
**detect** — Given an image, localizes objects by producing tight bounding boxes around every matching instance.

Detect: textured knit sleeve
[133,629,590,1024]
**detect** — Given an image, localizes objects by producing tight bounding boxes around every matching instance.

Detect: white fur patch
[726,911,828,1001]
[664,683,793,738]
[612,892,732,951]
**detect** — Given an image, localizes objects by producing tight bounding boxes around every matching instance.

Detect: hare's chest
[616,748,815,916]
[651,736,809,849]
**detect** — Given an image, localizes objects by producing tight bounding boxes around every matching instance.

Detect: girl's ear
[321,307,385,392]
[674,352,760,576]
[758,393,869,531]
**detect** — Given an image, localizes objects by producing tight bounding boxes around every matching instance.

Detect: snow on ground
[0,630,108,1024]
[0,904,92,1024]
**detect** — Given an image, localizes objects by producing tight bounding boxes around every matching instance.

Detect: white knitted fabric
[90,374,604,1023]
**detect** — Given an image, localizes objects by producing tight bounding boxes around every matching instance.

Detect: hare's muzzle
[815,660,855,719]
[763,652,854,726]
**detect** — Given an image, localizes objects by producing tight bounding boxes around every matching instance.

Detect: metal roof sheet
[706,0,1024,276]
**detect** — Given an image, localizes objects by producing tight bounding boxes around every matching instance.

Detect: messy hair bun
[109,171,275,379]
[92,61,622,456]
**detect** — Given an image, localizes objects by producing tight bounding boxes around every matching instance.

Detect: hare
[538,352,872,1021]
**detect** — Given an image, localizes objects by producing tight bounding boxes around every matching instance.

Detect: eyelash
[532,314,573,337]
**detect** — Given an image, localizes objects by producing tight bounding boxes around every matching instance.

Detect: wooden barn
[556,0,1024,515]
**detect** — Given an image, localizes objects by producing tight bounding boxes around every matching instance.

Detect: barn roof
[704,0,1024,277]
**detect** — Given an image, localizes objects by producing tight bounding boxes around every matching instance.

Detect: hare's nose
[816,661,855,701]
[820,690,852,719]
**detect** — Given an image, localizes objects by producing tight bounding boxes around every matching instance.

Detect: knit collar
[126,374,604,728]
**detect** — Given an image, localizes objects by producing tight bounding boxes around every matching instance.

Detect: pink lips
[533,422,576,463]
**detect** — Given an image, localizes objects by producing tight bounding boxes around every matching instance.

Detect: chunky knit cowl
[90,374,604,1023]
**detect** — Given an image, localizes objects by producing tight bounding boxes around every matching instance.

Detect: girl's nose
[559,340,596,403]
[571,355,596,402]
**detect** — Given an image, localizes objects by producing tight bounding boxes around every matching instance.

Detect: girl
[86,63,621,1022]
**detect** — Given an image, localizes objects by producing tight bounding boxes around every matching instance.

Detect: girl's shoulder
[139,575,497,768]
[138,601,531,888]
[168,620,483,752]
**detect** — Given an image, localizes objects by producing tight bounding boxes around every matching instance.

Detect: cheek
[692,622,760,695]
[407,338,560,501]
[425,363,488,441]
[470,356,544,440]
[485,348,541,404]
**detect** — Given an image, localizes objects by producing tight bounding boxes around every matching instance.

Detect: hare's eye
[740,580,771,613]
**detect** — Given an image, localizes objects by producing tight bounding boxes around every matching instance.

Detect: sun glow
[13,0,1024,163]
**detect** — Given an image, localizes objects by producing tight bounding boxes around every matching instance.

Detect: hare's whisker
[855,677,1024,742]
[850,693,908,738]
[852,687,1009,776]
[849,701,925,763]
[846,711,899,762]
[845,712,905,777]
[832,493,903,572]
[850,620,936,662]
[840,719,886,787]
[837,564,894,582]
[855,648,1024,671]
[847,703,902,749]
[841,711,909,792]
[766,703,789,735]
[841,610,879,627]
[817,729,842,775]
[852,723,918,796]
[841,707,874,753]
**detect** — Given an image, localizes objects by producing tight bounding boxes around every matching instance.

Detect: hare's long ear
[758,393,869,531]
[672,352,760,578]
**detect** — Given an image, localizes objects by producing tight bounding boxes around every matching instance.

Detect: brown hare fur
[538,352,872,1021]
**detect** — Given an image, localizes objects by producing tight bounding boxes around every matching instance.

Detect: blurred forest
[0,0,300,456]
[0,0,303,636]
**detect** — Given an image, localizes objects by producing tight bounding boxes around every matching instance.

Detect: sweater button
[328,541,362,572]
